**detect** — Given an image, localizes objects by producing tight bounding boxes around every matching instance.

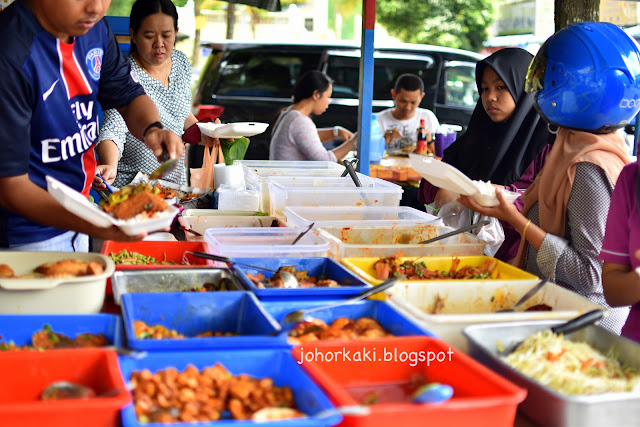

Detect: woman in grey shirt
[270,71,356,162]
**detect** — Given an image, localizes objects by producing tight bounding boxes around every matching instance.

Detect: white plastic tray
[386,280,605,353]
[46,176,179,236]
[0,252,114,313]
[196,122,269,139]
[409,154,520,207]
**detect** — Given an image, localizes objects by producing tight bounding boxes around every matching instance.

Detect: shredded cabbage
[503,330,640,395]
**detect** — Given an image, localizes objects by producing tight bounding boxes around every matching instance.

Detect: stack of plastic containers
[235,160,348,212]
[283,206,439,229]
[178,209,280,241]
[267,175,403,218]
[204,227,332,261]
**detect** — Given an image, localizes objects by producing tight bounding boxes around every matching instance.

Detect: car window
[444,61,478,107]
[216,50,318,98]
[324,53,437,100]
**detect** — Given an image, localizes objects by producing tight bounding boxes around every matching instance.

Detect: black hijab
[443,48,553,185]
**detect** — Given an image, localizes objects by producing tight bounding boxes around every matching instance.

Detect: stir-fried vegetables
[109,249,182,265]
[503,329,640,395]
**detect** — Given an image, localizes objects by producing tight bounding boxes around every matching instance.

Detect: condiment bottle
[415,118,428,155]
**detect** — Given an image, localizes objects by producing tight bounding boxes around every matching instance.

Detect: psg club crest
[86,48,104,81]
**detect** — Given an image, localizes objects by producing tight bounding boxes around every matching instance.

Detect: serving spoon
[498,309,605,356]
[291,222,315,245]
[148,150,180,180]
[280,275,404,327]
[188,252,299,288]
[419,219,490,244]
[41,381,133,400]
[497,277,547,313]
[252,405,370,422]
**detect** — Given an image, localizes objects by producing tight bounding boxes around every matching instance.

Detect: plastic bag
[189,145,225,190]
[433,199,505,257]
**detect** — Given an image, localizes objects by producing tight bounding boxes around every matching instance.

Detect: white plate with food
[409,154,521,207]
[196,122,269,139]
[46,176,179,236]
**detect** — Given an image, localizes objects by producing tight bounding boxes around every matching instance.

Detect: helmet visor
[525,39,550,93]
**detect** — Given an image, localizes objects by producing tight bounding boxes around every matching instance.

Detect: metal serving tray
[463,320,640,426]
[111,268,245,305]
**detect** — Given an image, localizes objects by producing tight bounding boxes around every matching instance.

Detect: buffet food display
[4,159,632,427]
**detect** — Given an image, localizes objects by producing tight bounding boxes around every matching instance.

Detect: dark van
[192,41,483,160]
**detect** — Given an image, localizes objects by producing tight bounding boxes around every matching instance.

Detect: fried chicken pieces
[100,182,169,220]
[0,264,14,278]
[34,259,104,278]
[0,259,104,279]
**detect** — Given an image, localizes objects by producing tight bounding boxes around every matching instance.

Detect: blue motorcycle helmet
[525,21,640,133]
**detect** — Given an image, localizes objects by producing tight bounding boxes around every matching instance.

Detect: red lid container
[0,348,130,427]
[101,241,213,295]
[292,337,526,427]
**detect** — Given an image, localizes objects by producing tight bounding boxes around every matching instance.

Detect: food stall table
[369,155,431,210]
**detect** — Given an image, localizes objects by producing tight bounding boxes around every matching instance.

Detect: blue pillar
[356,0,376,176]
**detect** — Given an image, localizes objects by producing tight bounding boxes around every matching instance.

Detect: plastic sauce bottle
[370,114,385,163]
[415,118,428,156]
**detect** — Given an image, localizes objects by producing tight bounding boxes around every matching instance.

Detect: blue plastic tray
[118,349,342,427]
[231,257,370,299]
[261,299,433,342]
[0,314,123,348]
[121,291,287,351]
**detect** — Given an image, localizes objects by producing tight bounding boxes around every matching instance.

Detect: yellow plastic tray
[341,255,538,285]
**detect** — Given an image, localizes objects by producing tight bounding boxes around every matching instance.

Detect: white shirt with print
[376,107,440,142]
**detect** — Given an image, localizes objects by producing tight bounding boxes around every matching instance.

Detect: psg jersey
[0,1,145,246]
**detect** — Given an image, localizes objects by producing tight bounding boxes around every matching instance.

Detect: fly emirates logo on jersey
[41,100,99,163]
[40,41,101,164]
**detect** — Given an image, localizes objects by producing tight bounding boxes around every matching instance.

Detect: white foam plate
[197,122,269,139]
[46,176,179,236]
[410,153,478,196]
[472,188,521,207]
[409,154,520,207]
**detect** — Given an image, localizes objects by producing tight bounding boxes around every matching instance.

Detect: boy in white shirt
[376,73,440,154]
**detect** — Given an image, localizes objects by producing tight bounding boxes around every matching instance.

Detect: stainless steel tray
[463,320,640,426]
[111,268,245,305]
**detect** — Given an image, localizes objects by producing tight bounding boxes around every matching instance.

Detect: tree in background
[377,0,494,52]
[555,0,598,31]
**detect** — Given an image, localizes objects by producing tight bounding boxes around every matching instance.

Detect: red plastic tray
[0,348,130,427]
[101,240,213,295]
[292,336,526,427]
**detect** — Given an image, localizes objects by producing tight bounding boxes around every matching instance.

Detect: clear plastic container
[178,215,280,241]
[204,227,331,260]
[317,224,486,260]
[267,176,403,217]
[241,162,347,212]
[283,206,438,229]
[217,185,260,211]
[370,114,385,163]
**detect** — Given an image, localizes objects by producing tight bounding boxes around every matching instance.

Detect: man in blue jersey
[0,0,184,251]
